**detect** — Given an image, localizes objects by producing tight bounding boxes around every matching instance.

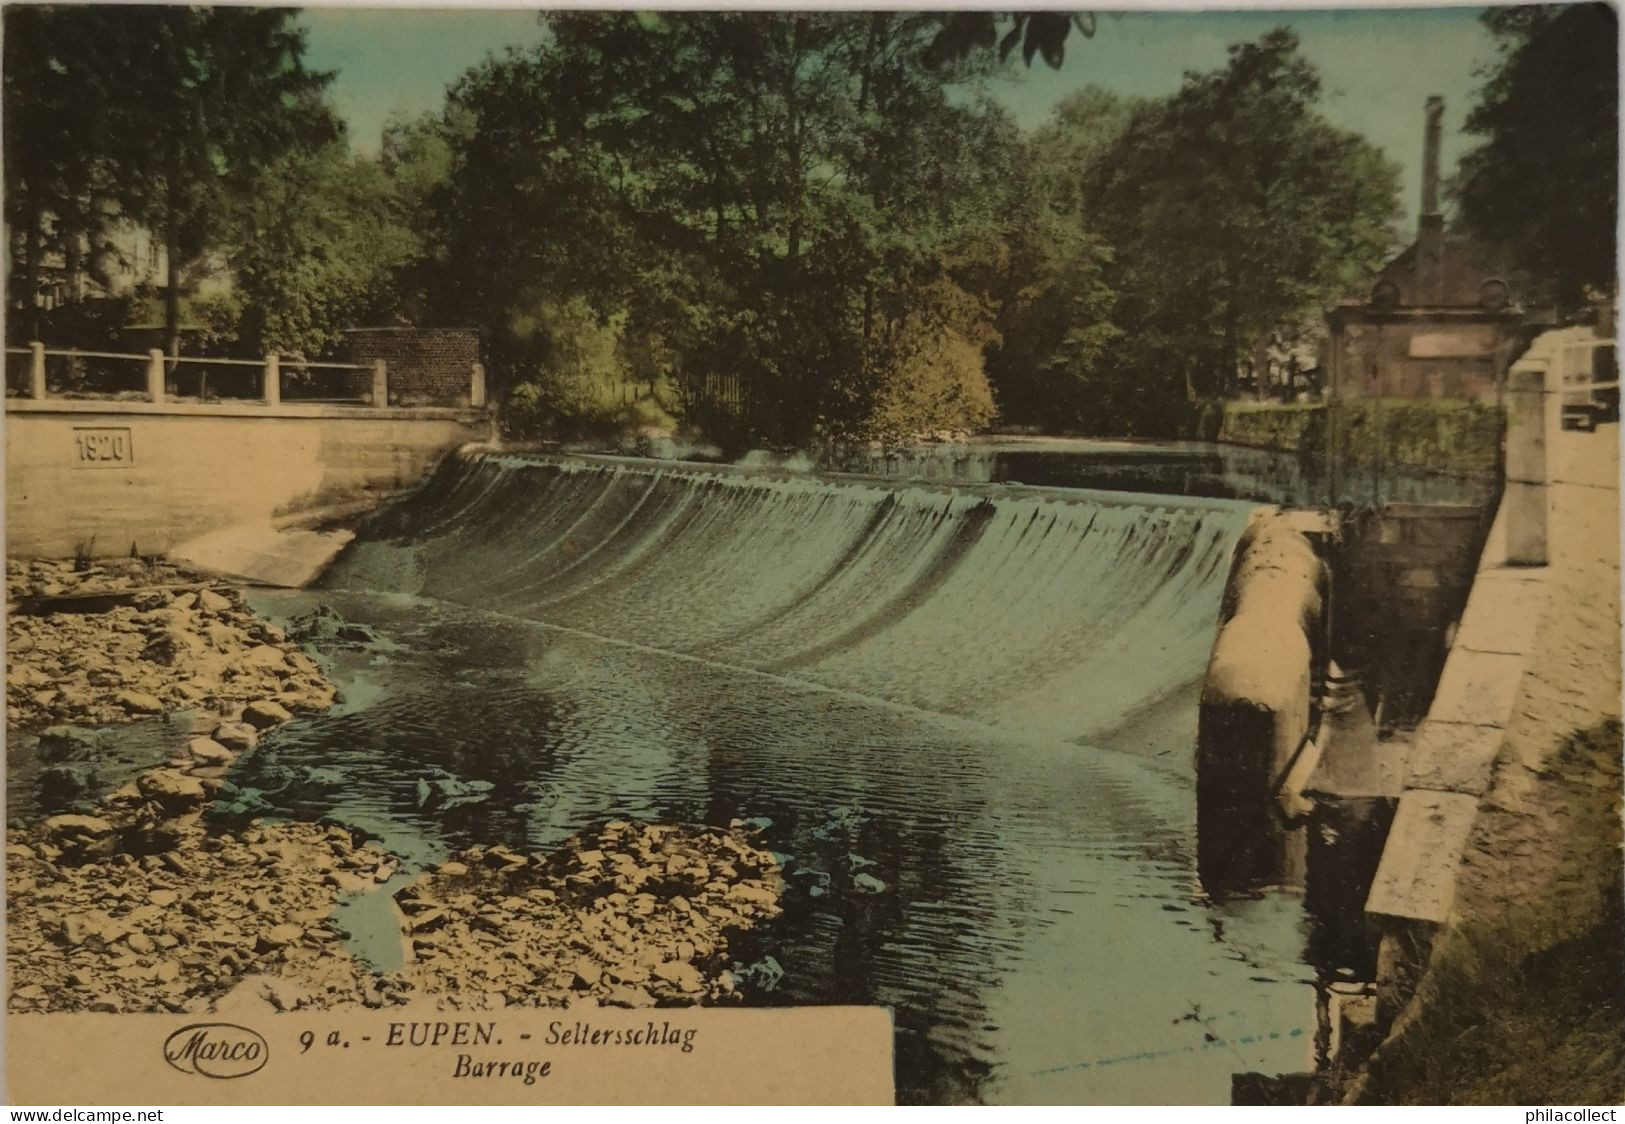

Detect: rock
[570,957,601,990]
[242,700,293,730]
[257,924,304,952]
[324,871,372,894]
[653,959,705,992]
[438,861,469,878]
[137,770,206,814]
[212,722,259,753]
[115,690,164,715]
[726,882,779,910]
[41,814,115,844]
[851,872,887,895]
[149,890,180,907]
[126,933,155,955]
[186,737,234,766]
[240,646,290,676]
[38,764,96,804]
[409,908,450,933]
[140,627,203,667]
[197,589,233,613]
[59,915,88,946]
[481,846,525,870]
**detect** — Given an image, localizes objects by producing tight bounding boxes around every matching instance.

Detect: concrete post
[371,359,388,407]
[1505,364,1548,566]
[28,341,46,399]
[470,362,487,408]
[146,349,166,404]
[263,352,281,407]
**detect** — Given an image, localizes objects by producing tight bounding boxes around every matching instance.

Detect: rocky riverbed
[6,558,334,730]
[6,558,784,1015]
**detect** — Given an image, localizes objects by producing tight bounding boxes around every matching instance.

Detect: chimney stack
[1421,95,1444,222]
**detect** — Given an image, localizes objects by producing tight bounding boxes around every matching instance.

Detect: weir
[334,451,1259,752]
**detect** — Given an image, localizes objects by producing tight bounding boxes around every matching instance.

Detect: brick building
[345,327,482,407]
[1325,98,1531,404]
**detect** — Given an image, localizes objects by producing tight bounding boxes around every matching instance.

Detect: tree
[923,12,1098,70]
[1085,30,1399,423]
[1453,3,1618,308]
[422,12,1017,445]
[101,7,337,357]
[207,143,422,358]
[3,7,141,339]
[977,89,1133,428]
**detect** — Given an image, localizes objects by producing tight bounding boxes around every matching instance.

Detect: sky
[299,4,1501,232]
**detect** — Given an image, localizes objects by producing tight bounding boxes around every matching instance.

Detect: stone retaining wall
[5,399,491,558]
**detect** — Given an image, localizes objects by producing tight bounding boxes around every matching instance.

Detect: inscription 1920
[72,426,134,467]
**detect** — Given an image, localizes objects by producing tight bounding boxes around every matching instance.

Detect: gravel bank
[6,560,785,1015]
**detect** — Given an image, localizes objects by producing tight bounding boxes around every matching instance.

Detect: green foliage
[1453,4,1618,308]
[221,144,421,357]
[423,12,1019,444]
[1219,398,1503,477]
[923,12,1097,70]
[2,6,337,351]
[978,35,1400,438]
[5,11,1411,446]
[1084,30,1400,425]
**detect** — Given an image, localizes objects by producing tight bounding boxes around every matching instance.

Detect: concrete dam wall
[5,399,491,558]
[330,452,1261,752]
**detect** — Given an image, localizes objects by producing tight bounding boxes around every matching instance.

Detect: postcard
[4,2,1619,1108]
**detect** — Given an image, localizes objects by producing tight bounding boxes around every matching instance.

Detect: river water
[8,444,1351,1102]
[226,450,1320,1104]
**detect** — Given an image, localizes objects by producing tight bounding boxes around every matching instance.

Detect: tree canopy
[3,6,335,351]
[6,9,1407,445]
[1453,3,1618,309]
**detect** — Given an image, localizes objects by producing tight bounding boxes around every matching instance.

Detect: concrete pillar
[1505,364,1548,566]
[263,352,280,407]
[470,362,487,408]
[28,341,46,399]
[371,359,388,407]
[146,349,166,404]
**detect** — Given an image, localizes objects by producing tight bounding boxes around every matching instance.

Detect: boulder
[41,814,115,844]
[239,646,290,676]
[140,626,203,667]
[256,923,304,951]
[115,690,164,715]
[197,589,233,613]
[186,737,235,767]
[242,700,293,730]
[37,763,96,805]
[137,770,207,814]
[212,722,259,753]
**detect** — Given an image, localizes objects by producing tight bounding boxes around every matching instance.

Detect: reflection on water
[244,588,1314,1104]
[9,446,1333,1103]
[828,438,1494,508]
[229,453,1317,1104]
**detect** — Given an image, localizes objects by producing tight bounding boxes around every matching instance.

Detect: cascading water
[241,452,1315,1105]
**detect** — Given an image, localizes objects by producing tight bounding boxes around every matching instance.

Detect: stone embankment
[6,561,784,1015]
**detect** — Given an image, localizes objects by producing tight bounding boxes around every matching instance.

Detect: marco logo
[162,1023,269,1079]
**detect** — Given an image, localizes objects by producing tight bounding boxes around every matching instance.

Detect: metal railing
[3,342,488,409]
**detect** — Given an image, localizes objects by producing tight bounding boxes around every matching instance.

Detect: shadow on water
[211,447,1330,1104]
